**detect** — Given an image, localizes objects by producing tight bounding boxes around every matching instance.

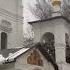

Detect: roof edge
[28,16,70,24]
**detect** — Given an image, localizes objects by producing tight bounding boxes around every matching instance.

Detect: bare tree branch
[29,0,52,20]
[62,0,70,18]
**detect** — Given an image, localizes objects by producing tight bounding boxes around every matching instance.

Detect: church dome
[52,0,61,6]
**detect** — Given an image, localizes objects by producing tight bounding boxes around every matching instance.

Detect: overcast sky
[23,0,38,22]
[23,0,52,22]
[22,0,50,38]
[22,0,36,38]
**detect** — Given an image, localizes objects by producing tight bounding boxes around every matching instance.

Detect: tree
[29,0,52,20]
[23,21,34,47]
[62,0,70,18]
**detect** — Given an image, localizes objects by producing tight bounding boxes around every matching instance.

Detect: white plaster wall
[32,18,68,43]
[0,16,23,49]
[15,19,24,48]
[0,0,23,16]
[0,0,23,49]
[7,18,23,49]
[0,15,18,49]
[31,18,70,70]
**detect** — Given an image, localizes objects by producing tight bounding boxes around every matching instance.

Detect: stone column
[54,27,66,70]
[55,43,65,63]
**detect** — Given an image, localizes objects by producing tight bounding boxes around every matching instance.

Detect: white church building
[1,0,70,70]
[28,0,70,70]
[0,0,23,49]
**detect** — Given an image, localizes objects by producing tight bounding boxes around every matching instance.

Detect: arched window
[40,32,55,61]
[0,20,12,32]
[1,32,7,50]
[27,49,43,66]
[65,33,70,63]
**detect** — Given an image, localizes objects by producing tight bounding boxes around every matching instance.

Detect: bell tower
[51,0,62,16]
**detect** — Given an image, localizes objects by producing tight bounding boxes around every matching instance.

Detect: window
[65,33,70,63]
[1,32,7,50]
[27,49,43,66]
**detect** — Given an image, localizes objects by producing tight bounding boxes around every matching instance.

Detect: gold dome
[52,0,61,6]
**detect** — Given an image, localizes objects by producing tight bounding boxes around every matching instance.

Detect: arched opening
[1,32,7,50]
[27,49,43,66]
[40,32,55,61]
[65,33,70,63]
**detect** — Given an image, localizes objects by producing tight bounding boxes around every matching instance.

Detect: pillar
[55,34,66,70]
[54,24,66,70]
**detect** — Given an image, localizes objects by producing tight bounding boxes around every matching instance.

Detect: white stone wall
[0,0,23,16]
[31,18,70,70]
[0,0,23,49]
[32,18,68,42]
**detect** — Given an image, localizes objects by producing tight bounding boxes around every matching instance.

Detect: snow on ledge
[6,48,29,62]
[0,55,5,64]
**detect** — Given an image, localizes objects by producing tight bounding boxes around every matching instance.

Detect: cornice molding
[0,8,23,22]
[0,20,12,33]
[0,25,12,33]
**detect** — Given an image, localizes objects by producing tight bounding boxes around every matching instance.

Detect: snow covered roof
[0,43,59,70]
[0,48,30,64]
[6,48,29,62]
